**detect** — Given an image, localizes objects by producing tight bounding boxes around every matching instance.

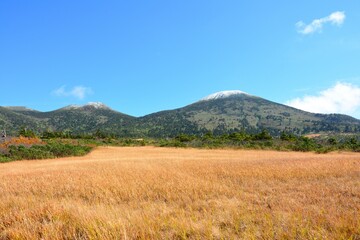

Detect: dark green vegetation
[31,129,360,153]
[0,140,92,163]
[155,131,360,153]
[1,93,360,137]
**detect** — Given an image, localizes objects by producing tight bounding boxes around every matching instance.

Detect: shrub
[2,142,93,162]
[18,127,37,138]
[175,134,195,142]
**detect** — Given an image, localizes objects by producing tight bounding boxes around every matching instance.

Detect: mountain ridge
[1,91,360,137]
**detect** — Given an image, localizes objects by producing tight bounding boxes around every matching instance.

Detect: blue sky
[1,1,360,117]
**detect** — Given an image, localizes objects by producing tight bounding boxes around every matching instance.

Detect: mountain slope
[0,107,44,133]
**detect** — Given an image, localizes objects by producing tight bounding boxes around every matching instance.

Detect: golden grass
[0,147,359,239]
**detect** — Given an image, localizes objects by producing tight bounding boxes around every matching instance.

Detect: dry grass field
[0,147,359,239]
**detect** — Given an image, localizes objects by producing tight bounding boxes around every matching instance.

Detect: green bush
[175,134,195,142]
[0,155,12,163]
[18,127,37,138]
[280,132,297,141]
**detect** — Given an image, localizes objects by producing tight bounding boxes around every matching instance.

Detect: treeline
[158,131,360,153]
[15,128,360,152]
[17,127,115,139]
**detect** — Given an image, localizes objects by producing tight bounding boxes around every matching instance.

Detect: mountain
[1,92,360,137]
[134,91,360,137]
[0,103,135,136]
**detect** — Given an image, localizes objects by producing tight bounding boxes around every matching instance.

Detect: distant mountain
[0,103,135,135]
[1,92,360,137]
[134,91,360,137]
[40,103,135,135]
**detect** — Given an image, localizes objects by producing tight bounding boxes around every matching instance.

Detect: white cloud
[52,85,93,100]
[286,82,360,118]
[296,11,345,35]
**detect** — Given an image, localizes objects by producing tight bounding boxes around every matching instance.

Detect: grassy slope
[0,147,359,239]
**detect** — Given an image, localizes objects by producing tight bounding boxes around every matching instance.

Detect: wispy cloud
[285,82,360,118]
[296,11,345,35]
[52,85,93,100]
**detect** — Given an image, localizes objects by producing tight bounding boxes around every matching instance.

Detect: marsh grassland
[0,147,359,239]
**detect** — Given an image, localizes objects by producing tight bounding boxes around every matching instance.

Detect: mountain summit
[61,102,111,110]
[200,90,250,101]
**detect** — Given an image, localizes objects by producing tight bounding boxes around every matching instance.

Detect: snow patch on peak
[200,90,249,101]
[85,102,109,109]
[62,102,110,110]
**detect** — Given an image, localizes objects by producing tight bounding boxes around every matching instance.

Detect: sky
[1,1,360,118]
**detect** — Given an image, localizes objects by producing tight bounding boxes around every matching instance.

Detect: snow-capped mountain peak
[85,102,109,109]
[62,102,110,110]
[200,90,249,101]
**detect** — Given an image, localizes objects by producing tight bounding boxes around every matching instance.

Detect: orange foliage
[0,136,44,148]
